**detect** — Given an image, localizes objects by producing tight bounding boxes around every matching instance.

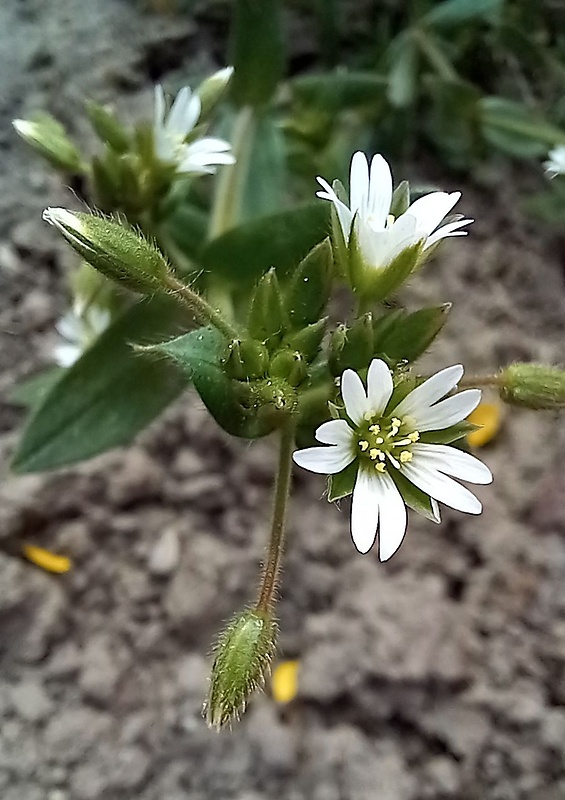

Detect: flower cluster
[153,82,235,175]
[293,359,492,561]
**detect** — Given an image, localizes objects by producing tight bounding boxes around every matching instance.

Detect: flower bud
[269,349,308,388]
[283,317,327,362]
[225,338,269,380]
[197,66,234,117]
[43,208,170,294]
[85,100,130,153]
[499,363,565,410]
[13,115,83,173]
[205,608,277,730]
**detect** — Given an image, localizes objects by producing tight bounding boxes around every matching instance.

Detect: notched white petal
[367,359,393,417]
[293,445,354,475]
[341,368,369,426]
[315,419,354,446]
[351,467,379,554]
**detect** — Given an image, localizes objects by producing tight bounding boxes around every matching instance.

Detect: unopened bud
[205,608,277,730]
[43,208,170,294]
[499,363,565,410]
[197,66,234,117]
[226,338,269,380]
[13,116,83,173]
[269,349,307,387]
[85,100,130,153]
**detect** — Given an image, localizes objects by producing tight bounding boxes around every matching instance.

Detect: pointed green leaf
[480,97,565,157]
[200,204,329,283]
[240,113,286,221]
[376,304,451,364]
[11,298,188,474]
[285,239,333,330]
[230,0,285,108]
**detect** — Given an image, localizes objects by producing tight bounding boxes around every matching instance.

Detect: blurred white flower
[153,84,235,175]
[293,359,491,561]
[54,306,111,368]
[317,151,473,272]
[543,145,565,178]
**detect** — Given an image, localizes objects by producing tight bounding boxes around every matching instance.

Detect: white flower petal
[406,191,460,236]
[431,498,441,523]
[154,85,166,128]
[424,218,473,249]
[351,467,379,554]
[412,443,493,485]
[377,472,407,561]
[167,87,199,139]
[401,461,482,514]
[315,419,354,446]
[368,154,393,228]
[53,343,81,368]
[394,364,464,419]
[367,359,393,417]
[349,151,369,215]
[292,444,354,475]
[341,368,369,425]
[316,177,353,241]
[186,137,233,154]
[56,312,81,342]
[379,214,421,266]
[414,389,481,432]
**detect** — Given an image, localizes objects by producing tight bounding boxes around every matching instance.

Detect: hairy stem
[164,273,239,340]
[256,419,296,612]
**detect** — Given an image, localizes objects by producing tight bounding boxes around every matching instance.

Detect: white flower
[317,151,473,272]
[293,359,492,561]
[543,145,565,178]
[54,306,111,368]
[153,84,235,175]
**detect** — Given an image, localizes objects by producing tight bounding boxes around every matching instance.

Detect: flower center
[356,415,419,473]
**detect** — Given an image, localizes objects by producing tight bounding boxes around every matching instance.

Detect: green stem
[164,273,239,340]
[459,374,502,389]
[209,105,257,239]
[256,419,296,612]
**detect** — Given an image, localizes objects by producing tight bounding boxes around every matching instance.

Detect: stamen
[408,431,420,443]
[399,451,413,463]
[393,438,412,448]
[375,462,386,473]
[386,451,400,469]
[368,424,380,434]
[391,418,402,428]
[386,214,395,228]
[369,448,383,461]
[359,440,369,452]
[363,412,373,421]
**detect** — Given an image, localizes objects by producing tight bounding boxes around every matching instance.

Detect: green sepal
[375,304,451,365]
[359,240,425,303]
[269,350,307,388]
[418,421,477,444]
[390,470,440,524]
[247,268,287,348]
[340,313,375,371]
[230,0,285,108]
[225,338,269,380]
[285,238,333,330]
[141,327,275,439]
[390,181,410,218]
[327,460,357,503]
[283,317,327,362]
[85,100,130,153]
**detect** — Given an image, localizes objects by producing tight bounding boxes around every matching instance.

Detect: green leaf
[291,70,387,112]
[376,304,451,364]
[390,470,439,524]
[240,113,286,221]
[285,239,333,330]
[200,204,329,284]
[423,0,502,27]
[387,34,419,108]
[7,367,65,411]
[230,0,285,108]
[480,97,565,157]
[11,298,188,474]
[327,460,357,503]
[143,327,273,439]
[159,202,208,264]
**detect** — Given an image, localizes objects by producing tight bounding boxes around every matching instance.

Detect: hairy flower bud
[13,115,83,173]
[43,208,170,294]
[205,608,277,730]
[499,363,565,410]
[197,66,234,117]
[225,338,269,380]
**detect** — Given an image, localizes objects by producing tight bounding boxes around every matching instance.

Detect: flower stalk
[256,418,296,612]
[163,272,239,341]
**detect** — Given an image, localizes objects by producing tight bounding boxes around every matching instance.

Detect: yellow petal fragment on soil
[272,660,300,704]
[23,544,72,574]
[467,402,502,448]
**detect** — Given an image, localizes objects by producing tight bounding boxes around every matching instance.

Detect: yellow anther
[399,451,413,463]
[391,418,402,428]
[363,412,373,421]
[369,448,380,460]
[368,424,380,433]
[386,214,395,228]
[408,431,420,443]
[375,462,386,472]
[376,436,384,444]
[359,440,369,452]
